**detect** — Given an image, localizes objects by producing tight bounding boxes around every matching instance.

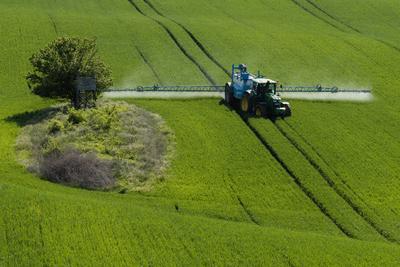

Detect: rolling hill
[1,0,400,265]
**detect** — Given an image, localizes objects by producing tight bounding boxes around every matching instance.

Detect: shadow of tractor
[218,98,278,123]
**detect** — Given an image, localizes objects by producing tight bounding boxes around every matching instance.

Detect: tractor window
[257,83,276,94]
[268,83,276,94]
[256,83,267,94]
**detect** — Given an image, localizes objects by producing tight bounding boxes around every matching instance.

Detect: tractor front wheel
[241,93,250,113]
[282,103,292,117]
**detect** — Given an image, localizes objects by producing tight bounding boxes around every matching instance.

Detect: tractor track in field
[128,0,144,15]
[134,45,163,85]
[306,0,400,53]
[282,120,374,211]
[48,14,59,35]
[376,39,400,53]
[237,196,259,225]
[269,242,296,267]
[304,0,360,33]
[289,0,344,33]
[342,40,384,68]
[295,0,400,54]
[281,253,296,267]
[127,0,217,85]
[274,122,398,243]
[226,179,260,225]
[143,0,230,77]
[239,116,354,238]
[391,208,399,216]
[226,174,295,265]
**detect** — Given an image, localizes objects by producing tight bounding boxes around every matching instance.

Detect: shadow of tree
[5,106,63,127]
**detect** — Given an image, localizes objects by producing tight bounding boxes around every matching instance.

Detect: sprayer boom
[105,85,371,94]
[278,85,371,93]
[106,85,224,92]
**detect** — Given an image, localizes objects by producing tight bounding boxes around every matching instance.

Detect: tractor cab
[252,79,287,116]
[253,79,277,96]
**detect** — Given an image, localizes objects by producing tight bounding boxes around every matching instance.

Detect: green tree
[26,37,112,107]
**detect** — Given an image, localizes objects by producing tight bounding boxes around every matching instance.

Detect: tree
[26,37,112,108]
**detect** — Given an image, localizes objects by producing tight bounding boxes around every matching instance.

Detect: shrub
[39,149,115,190]
[48,119,64,133]
[68,109,86,124]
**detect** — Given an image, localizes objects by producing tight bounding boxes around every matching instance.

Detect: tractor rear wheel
[225,84,233,105]
[240,93,250,113]
[255,105,266,117]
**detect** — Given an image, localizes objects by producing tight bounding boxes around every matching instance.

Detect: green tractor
[225,64,291,118]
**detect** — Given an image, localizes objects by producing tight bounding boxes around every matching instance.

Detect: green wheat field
[1,0,400,265]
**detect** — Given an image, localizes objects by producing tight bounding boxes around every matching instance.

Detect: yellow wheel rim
[241,95,249,112]
[255,107,262,117]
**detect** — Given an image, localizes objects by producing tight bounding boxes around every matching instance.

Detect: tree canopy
[26,37,112,107]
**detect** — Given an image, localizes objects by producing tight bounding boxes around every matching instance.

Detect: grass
[127,99,343,233]
[2,181,400,266]
[276,101,400,241]
[249,116,391,242]
[0,0,400,265]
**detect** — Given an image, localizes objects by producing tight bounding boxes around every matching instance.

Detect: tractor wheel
[240,93,250,113]
[225,84,233,105]
[283,103,292,117]
[255,105,266,117]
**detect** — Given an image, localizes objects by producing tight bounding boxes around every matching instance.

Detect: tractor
[225,64,291,118]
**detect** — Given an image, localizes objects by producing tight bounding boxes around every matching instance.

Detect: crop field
[1,0,400,265]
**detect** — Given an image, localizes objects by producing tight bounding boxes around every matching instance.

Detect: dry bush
[39,149,115,190]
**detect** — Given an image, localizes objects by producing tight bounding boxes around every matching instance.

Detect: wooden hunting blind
[75,76,97,109]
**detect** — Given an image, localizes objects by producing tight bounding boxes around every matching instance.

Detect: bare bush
[39,149,115,190]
